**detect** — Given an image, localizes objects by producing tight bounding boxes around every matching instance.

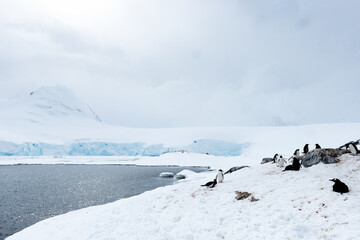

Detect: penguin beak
[329,179,335,182]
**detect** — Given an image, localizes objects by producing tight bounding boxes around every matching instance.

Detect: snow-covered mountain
[0,85,109,145]
[0,85,101,125]
[0,86,249,156]
[0,85,359,157]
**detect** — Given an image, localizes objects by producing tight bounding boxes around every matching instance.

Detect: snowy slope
[6,149,360,239]
[0,85,100,124]
[0,85,103,144]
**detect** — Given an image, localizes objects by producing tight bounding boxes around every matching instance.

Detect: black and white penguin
[349,143,359,155]
[292,157,301,170]
[293,149,300,158]
[283,157,300,171]
[315,144,321,149]
[216,169,224,183]
[339,139,360,149]
[329,178,349,194]
[273,154,279,163]
[303,144,309,154]
[278,155,286,168]
[201,179,217,188]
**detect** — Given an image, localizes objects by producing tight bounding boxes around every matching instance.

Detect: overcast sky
[0,0,359,127]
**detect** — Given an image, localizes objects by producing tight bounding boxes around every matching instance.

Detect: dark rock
[224,166,249,174]
[235,191,251,200]
[300,148,350,168]
[261,158,274,164]
[235,191,259,201]
[175,174,186,180]
[250,196,259,202]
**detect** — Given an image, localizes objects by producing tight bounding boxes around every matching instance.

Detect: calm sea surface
[0,164,207,240]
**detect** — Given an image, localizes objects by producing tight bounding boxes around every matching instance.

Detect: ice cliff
[0,139,249,157]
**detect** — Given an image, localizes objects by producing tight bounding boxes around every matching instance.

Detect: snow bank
[7,152,360,240]
[5,122,360,239]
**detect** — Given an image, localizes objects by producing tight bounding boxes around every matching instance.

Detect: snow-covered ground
[3,86,360,239]
[4,124,360,240]
[5,151,360,240]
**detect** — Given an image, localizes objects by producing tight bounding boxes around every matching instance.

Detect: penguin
[216,169,224,183]
[329,178,349,194]
[272,154,279,163]
[293,149,300,158]
[283,157,300,171]
[348,143,359,155]
[315,144,321,149]
[201,179,217,188]
[292,157,301,171]
[278,155,287,168]
[339,139,359,149]
[303,144,309,154]
[283,165,293,171]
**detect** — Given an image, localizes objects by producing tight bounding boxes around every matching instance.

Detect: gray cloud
[0,0,359,127]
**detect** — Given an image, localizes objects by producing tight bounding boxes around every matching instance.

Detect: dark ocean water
[0,164,207,240]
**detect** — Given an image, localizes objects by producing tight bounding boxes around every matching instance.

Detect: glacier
[0,139,249,157]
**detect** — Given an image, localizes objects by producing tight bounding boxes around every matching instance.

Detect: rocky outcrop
[235,191,259,202]
[159,172,174,178]
[261,158,274,164]
[299,148,350,168]
[224,166,249,174]
[175,174,186,180]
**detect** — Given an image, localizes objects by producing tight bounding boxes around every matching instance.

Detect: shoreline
[2,163,209,240]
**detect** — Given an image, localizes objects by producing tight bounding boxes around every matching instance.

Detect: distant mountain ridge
[26,85,101,122]
[0,85,101,126]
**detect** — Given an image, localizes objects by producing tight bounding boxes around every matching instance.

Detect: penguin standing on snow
[349,143,359,155]
[329,178,349,194]
[315,144,321,149]
[272,154,279,163]
[278,155,287,168]
[216,169,224,183]
[303,144,309,154]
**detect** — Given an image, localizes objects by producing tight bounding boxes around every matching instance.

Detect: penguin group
[272,143,323,171]
[267,140,357,194]
[201,166,249,189]
[201,169,223,188]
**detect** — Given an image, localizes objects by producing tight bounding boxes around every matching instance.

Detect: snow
[5,152,360,240]
[4,124,360,240]
[2,86,360,239]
